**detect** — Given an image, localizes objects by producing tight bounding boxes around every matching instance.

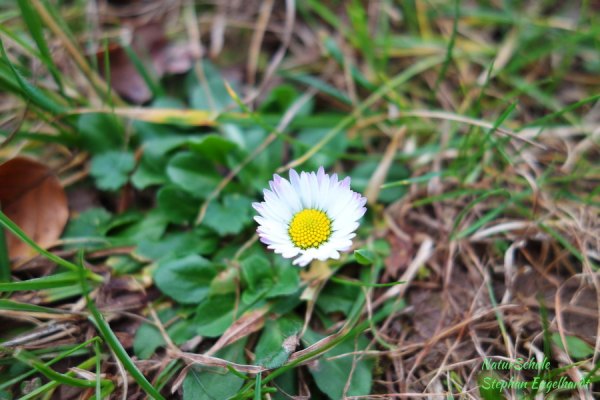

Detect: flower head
[252,167,367,266]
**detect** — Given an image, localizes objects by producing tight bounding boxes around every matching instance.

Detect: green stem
[77,250,166,400]
[19,357,99,400]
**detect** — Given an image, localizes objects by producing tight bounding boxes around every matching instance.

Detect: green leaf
[63,207,112,243]
[154,255,217,304]
[241,255,274,291]
[106,255,144,275]
[272,370,298,400]
[188,134,237,165]
[373,239,391,257]
[193,294,243,338]
[477,371,505,400]
[303,329,374,399]
[551,333,594,359]
[144,135,190,157]
[157,185,201,224]
[241,254,275,303]
[224,126,283,191]
[208,267,237,296]
[131,154,169,190]
[111,210,169,243]
[258,84,313,116]
[316,281,361,316]
[132,118,171,141]
[166,152,223,198]
[188,60,237,112]
[90,151,135,191]
[267,267,300,298]
[133,318,167,360]
[130,134,190,190]
[183,338,247,400]
[77,113,123,155]
[133,308,195,359]
[203,194,253,236]
[135,229,218,261]
[354,249,376,265]
[254,318,301,369]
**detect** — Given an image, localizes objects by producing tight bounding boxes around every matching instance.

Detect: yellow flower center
[288,209,332,250]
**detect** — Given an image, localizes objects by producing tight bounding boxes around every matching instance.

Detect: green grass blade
[0,271,80,292]
[279,72,352,105]
[0,24,43,59]
[16,0,65,93]
[412,189,489,207]
[122,43,165,98]
[29,359,111,388]
[0,210,79,272]
[330,276,405,288]
[18,357,99,400]
[282,55,445,171]
[0,129,78,146]
[449,189,509,239]
[254,372,262,400]
[223,81,315,149]
[381,171,447,188]
[323,36,375,90]
[432,0,460,99]
[303,0,344,33]
[479,101,517,162]
[77,250,166,400]
[103,36,113,109]
[539,223,598,270]
[454,190,531,239]
[0,205,9,283]
[0,37,66,114]
[89,382,115,400]
[154,360,183,392]
[95,340,102,399]
[520,93,600,130]
[0,338,101,391]
[226,365,252,380]
[0,299,75,313]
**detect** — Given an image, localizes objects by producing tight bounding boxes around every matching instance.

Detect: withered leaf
[0,157,69,260]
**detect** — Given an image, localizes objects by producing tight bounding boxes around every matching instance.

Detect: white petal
[272,176,303,214]
[309,172,320,209]
[255,202,289,225]
[331,231,356,240]
[299,171,312,209]
[263,190,293,221]
[289,169,302,193]
[327,239,353,251]
[316,169,330,211]
[292,251,313,266]
[328,191,356,219]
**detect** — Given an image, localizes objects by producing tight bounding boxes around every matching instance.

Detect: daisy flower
[252,167,367,267]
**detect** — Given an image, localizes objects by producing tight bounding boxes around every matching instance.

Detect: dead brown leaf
[205,306,268,356]
[0,157,69,261]
[98,22,194,104]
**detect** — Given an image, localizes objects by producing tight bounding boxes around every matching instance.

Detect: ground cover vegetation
[0,0,599,398]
